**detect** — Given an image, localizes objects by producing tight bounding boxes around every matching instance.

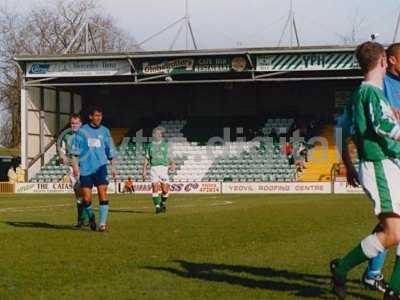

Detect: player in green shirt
[331,42,400,300]
[142,127,176,214]
[58,114,88,227]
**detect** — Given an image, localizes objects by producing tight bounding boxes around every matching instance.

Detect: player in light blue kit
[71,107,116,232]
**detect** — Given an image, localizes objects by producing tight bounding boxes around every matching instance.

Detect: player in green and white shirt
[331,42,400,300]
[58,114,88,227]
[142,127,176,214]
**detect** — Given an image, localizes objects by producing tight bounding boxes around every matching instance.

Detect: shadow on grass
[144,260,377,300]
[4,221,79,231]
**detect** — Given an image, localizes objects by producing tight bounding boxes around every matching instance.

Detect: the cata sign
[222,182,331,194]
[26,60,131,77]
[116,182,221,194]
[16,182,116,194]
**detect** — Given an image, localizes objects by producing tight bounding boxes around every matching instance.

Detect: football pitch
[0,193,390,300]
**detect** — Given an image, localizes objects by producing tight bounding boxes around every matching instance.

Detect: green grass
[0,193,390,299]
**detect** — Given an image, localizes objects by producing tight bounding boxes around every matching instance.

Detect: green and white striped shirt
[342,82,400,161]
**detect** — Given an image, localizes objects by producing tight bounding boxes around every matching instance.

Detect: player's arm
[71,155,80,178]
[168,146,176,173]
[105,128,117,178]
[342,137,359,187]
[337,110,359,187]
[59,138,67,165]
[70,132,82,178]
[142,144,150,181]
[169,159,176,173]
[109,158,116,179]
[142,158,149,181]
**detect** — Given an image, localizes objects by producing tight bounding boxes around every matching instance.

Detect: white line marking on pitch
[102,200,234,211]
[0,200,234,213]
[210,201,233,206]
[0,204,71,213]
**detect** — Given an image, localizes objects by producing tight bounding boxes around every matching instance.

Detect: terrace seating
[30,117,314,183]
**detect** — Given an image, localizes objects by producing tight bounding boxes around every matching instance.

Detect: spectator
[294,143,307,172]
[269,128,280,149]
[61,172,71,183]
[337,162,347,177]
[298,142,308,162]
[282,142,293,155]
[124,177,135,193]
[7,166,17,183]
[15,164,25,182]
[287,121,298,140]
[282,142,295,165]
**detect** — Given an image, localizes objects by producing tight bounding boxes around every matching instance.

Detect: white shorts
[67,166,80,190]
[359,159,400,216]
[150,166,169,184]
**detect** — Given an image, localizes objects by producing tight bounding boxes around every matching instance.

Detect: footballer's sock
[366,250,387,279]
[99,200,109,226]
[161,193,169,204]
[389,245,400,293]
[83,201,95,221]
[335,234,385,280]
[76,198,84,223]
[81,204,89,221]
[152,193,161,207]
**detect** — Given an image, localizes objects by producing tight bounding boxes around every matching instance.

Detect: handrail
[330,162,338,194]
[28,138,57,169]
[27,121,73,169]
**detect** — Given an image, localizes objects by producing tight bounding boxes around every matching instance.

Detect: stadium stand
[110,128,129,145]
[298,125,339,181]
[30,116,329,183]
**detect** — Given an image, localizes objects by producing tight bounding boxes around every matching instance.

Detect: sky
[2,0,400,50]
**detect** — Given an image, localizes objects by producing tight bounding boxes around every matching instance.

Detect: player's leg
[73,184,84,227]
[362,223,388,292]
[159,166,170,213]
[160,182,169,213]
[331,160,400,298]
[80,174,96,231]
[331,215,400,299]
[150,167,162,214]
[97,185,109,232]
[69,167,85,227]
[386,247,400,300]
[94,165,110,232]
[80,187,96,231]
[381,215,400,299]
[152,182,162,214]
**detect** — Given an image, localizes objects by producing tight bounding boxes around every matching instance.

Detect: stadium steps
[111,128,129,145]
[299,125,339,182]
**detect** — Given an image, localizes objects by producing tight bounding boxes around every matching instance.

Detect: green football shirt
[62,131,75,156]
[145,141,170,167]
[343,82,400,161]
